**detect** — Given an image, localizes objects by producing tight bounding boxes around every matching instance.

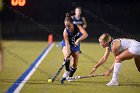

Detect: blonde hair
[99,33,112,43]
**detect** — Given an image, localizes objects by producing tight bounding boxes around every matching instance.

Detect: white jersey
[112,39,140,55]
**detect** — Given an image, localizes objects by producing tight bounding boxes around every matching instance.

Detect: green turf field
[0,41,140,93]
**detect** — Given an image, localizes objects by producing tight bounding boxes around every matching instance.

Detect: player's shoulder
[112,39,120,46]
[63,28,67,31]
[111,40,120,52]
[63,28,67,34]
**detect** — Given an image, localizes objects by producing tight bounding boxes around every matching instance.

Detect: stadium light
[11,0,26,6]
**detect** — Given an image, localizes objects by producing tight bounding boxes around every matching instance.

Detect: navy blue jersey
[66,24,81,46]
[60,24,81,52]
[73,16,83,26]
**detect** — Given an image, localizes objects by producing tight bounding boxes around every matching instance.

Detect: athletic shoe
[106,80,119,86]
[68,77,74,82]
[61,71,70,84]
[63,70,70,78]
[60,78,66,84]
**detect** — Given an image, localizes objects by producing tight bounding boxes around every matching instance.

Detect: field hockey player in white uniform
[90,33,140,86]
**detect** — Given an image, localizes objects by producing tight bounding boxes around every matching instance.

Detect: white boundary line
[7,43,54,93]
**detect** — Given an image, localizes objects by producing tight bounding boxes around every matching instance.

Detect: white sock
[111,63,122,82]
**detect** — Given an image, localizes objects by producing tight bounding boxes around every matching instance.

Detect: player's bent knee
[115,56,122,62]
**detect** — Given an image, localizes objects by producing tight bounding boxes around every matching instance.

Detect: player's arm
[75,25,88,46]
[94,47,110,68]
[82,17,87,29]
[89,47,110,74]
[63,29,71,58]
[104,40,121,76]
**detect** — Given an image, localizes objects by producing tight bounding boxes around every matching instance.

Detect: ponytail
[64,13,73,23]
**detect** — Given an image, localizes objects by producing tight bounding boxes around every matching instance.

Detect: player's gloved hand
[104,70,111,76]
[89,67,97,75]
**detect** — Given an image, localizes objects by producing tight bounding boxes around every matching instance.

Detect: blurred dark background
[1,0,140,41]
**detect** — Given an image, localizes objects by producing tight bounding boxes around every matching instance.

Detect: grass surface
[0,41,140,93]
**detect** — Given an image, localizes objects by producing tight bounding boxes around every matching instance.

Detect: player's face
[64,21,72,29]
[99,39,108,48]
[75,8,81,16]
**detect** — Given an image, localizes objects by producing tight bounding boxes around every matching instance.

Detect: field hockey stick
[66,74,104,80]
[52,53,71,82]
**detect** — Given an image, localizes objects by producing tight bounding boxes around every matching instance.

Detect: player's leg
[69,51,79,77]
[106,49,135,86]
[134,56,140,72]
[62,46,70,71]
[61,45,80,83]
[131,45,140,72]
[62,46,71,78]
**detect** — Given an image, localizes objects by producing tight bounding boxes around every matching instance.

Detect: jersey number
[71,37,75,44]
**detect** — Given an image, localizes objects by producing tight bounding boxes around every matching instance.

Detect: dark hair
[64,13,73,23]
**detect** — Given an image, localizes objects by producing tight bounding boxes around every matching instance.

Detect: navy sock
[69,67,77,77]
[64,59,70,71]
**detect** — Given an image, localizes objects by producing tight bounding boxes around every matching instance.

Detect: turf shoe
[106,80,119,86]
[68,78,74,82]
[60,78,66,84]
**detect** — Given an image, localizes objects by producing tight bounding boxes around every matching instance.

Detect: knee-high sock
[69,67,77,77]
[112,63,122,81]
[64,59,70,71]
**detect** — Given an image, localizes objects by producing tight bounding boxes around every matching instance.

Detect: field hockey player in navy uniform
[61,13,88,84]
